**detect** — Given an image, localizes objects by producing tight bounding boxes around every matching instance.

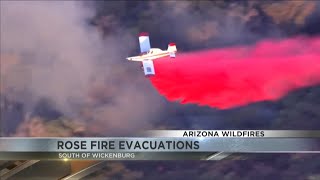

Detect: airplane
[126,32,177,76]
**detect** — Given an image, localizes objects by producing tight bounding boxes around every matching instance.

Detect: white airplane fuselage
[126,32,177,76]
[127,48,170,61]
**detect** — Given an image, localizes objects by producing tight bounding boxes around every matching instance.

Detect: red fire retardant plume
[149,36,320,109]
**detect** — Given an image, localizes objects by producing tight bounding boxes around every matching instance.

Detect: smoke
[1,1,102,111]
[150,36,320,109]
[1,1,319,136]
[0,1,163,136]
[145,1,279,51]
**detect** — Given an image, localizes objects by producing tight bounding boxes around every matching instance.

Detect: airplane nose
[126,57,131,60]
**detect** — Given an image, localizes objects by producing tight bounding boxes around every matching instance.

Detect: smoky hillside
[1,1,320,179]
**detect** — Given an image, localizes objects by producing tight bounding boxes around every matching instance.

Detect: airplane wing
[142,60,155,76]
[139,32,151,53]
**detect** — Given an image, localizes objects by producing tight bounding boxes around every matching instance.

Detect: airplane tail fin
[167,43,177,58]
